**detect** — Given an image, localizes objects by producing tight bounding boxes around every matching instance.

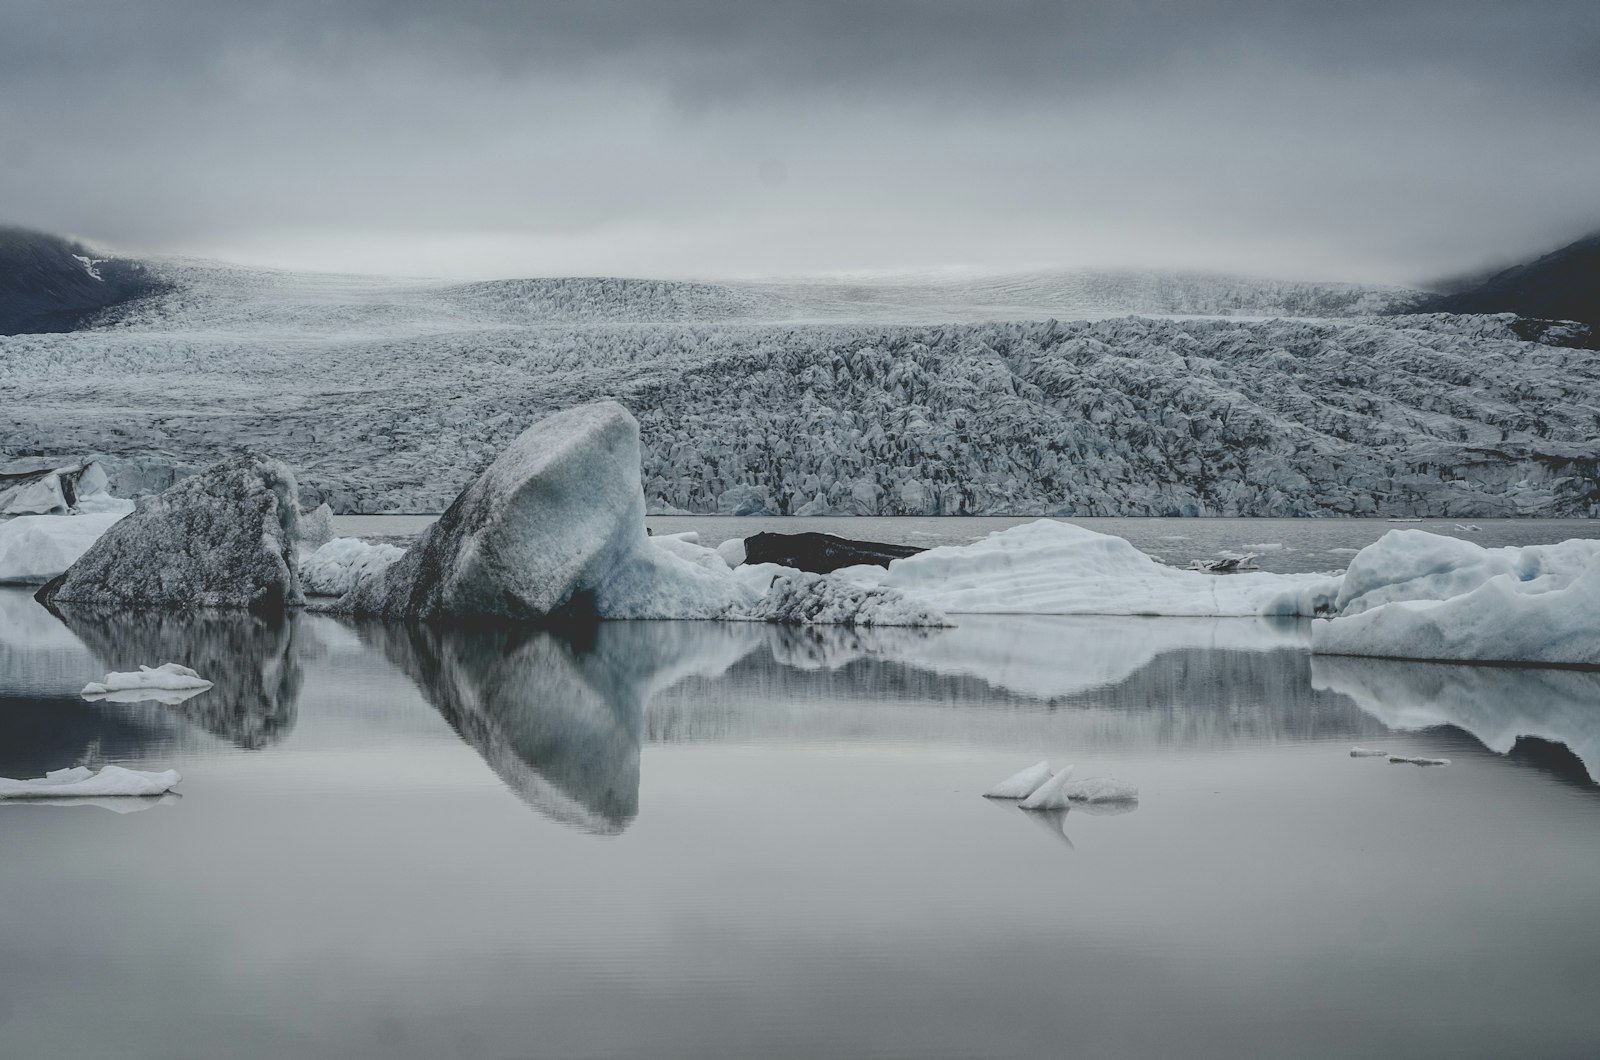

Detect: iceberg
[81,662,213,704]
[729,568,949,627]
[340,402,749,622]
[300,537,405,596]
[0,765,182,799]
[1057,777,1140,803]
[36,452,304,612]
[0,460,116,516]
[1390,755,1451,767]
[0,510,127,584]
[1349,746,1389,757]
[1018,765,1080,809]
[1308,530,1600,666]
[870,520,1325,617]
[983,761,1055,799]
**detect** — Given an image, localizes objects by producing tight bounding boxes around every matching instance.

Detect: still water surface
[2,584,1598,1059]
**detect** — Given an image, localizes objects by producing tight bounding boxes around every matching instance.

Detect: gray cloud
[2,0,1597,281]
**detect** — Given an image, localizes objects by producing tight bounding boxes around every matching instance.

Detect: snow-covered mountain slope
[3,265,1595,516]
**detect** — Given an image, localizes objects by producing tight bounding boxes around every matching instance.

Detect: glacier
[2,257,1594,517]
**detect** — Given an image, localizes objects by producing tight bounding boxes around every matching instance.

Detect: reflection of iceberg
[1312,655,1600,782]
[367,620,762,834]
[882,615,1309,700]
[0,793,179,814]
[47,604,302,748]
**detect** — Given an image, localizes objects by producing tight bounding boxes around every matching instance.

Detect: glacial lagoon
[2,563,1599,1059]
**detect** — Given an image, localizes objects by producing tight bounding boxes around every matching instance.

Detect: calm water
[337,514,1600,575]
[2,585,1598,1059]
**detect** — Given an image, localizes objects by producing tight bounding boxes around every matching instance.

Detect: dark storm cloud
[2,0,1597,280]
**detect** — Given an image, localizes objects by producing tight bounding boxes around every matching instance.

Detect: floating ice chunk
[0,765,182,798]
[649,532,732,573]
[1058,777,1140,803]
[715,537,747,568]
[300,537,406,595]
[1389,755,1451,767]
[983,761,1055,799]
[0,511,127,584]
[731,569,950,627]
[1349,746,1389,757]
[1018,765,1079,809]
[81,662,213,703]
[1311,530,1600,666]
[878,520,1324,617]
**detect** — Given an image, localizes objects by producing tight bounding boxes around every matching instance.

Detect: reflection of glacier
[1312,656,1600,783]
[645,616,1391,748]
[366,620,760,834]
[47,603,302,749]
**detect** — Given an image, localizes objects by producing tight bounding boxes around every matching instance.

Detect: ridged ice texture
[3,258,1593,518]
[36,452,302,612]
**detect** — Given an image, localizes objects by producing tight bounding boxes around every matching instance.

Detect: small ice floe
[81,663,213,704]
[1055,777,1140,804]
[1189,552,1258,574]
[1349,746,1389,757]
[983,761,1055,799]
[1390,755,1451,767]
[1386,517,1423,523]
[1453,524,1482,532]
[0,765,182,799]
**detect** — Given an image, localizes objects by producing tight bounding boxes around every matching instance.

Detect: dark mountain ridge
[0,225,166,335]
[1419,229,1600,339]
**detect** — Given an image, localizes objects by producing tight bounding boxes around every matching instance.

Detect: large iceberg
[339,402,747,621]
[857,519,1326,617]
[36,453,304,612]
[1304,531,1600,666]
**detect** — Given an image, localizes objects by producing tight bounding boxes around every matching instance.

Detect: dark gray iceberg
[36,453,304,612]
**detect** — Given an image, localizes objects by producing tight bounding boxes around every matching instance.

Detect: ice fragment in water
[1349,746,1389,757]
[1018,765,1080,809]
[1058,777,1140,803]
[1389,755,1451,767]
[983,761,1054,799]
[0,765,182,798]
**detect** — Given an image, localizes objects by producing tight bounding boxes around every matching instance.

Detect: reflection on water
[1312,655,1600,784]
[49,602,302,749]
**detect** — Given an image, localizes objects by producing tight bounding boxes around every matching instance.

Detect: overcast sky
[2,0,1596,283]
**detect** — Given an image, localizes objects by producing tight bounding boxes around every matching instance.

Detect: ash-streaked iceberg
[36,452,304,612]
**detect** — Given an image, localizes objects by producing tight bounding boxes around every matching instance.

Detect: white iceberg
[0,510,128,584]
[1018,765,1080,809]
[983,761,1055,799]
[0,765,182,799]
[1308,530,1600,666]
[300,537,406,596]
[81,662,213,704]
[1056,777,1140,803]
[869,520,1325,617]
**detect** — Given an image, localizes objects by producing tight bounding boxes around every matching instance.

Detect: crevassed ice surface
[3,261,1595,517]
[1,585,1597,1060]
